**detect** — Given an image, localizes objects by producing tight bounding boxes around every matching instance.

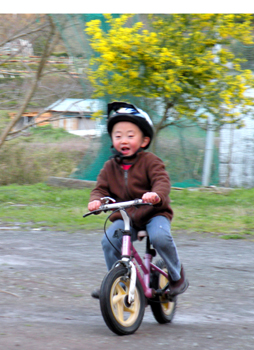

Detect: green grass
[0,183,107,232]
[171,188,254,238]
[0,183,254,238]
[28,124,80,142]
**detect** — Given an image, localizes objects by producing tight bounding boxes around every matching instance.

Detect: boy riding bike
[88,101,189,299]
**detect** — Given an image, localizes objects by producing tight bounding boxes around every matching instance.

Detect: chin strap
[110,147,143,163]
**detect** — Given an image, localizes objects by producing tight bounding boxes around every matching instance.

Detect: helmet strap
[110,146,143,163]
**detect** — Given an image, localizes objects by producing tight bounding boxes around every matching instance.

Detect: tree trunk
[150,102,173,154]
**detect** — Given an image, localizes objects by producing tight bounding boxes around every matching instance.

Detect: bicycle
[83,197,177,335]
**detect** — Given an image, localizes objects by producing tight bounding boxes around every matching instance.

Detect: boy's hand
[88,200,101,211]
[142,192,161,205]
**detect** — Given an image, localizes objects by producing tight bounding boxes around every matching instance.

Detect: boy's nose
[121,137,128,143]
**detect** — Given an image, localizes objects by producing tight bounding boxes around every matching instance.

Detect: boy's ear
[141,136,150,149]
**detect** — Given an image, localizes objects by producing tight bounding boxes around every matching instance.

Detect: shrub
[0,136,89,185]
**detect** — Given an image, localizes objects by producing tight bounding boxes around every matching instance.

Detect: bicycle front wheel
[100,264,145,335]
[150,258,177,324]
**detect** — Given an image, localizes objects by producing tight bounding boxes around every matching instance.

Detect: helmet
[107,101,154,149]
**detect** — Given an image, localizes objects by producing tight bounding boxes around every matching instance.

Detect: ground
[0,227,254,349]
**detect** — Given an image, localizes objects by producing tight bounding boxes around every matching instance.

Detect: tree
[0,15,57,148]
[0,14,87,149]
[85,14,254,147]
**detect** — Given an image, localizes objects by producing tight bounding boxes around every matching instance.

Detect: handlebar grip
[83,209,102,217]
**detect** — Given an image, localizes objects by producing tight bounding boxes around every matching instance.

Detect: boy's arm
[146,155,171,206]
[89,162,111,204]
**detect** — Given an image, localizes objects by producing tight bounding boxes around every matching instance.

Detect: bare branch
[154,101,175,134]
[0,24,48,48]
[0,16,59,148]
[6,113,64,138]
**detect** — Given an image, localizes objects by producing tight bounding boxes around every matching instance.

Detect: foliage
[0,183,253,237]
[51,52,69,57]
[230,40,254,71]
[0,128,88,185]
[85,14,254,132]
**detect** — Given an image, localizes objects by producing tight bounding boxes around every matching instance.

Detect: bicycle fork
[118,209,137,304]
[119,209,158,302]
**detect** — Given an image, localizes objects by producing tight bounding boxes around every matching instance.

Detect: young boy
[88,101,189,299]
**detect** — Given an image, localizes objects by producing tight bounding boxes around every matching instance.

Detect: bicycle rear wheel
[100,264,145,335]
[150,258,177,324]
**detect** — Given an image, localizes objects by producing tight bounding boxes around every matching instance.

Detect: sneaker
[168,265,189,297]
[91,287,100,299]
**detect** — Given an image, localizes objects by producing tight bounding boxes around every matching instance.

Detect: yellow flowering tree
[85,14,254,139]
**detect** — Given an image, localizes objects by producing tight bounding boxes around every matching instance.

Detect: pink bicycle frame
[120,209,169,299]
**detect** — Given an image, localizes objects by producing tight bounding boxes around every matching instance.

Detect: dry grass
[0,126,91,185]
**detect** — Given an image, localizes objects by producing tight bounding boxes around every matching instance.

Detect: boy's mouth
[121,147,130,154]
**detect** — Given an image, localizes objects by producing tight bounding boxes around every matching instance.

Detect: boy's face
[112,121,150,157]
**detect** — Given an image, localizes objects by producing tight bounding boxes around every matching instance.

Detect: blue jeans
[101,216,181,281]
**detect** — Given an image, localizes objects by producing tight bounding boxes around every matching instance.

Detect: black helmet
[107,101,154,149]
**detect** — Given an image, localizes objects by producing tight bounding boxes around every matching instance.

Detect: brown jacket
[89,151,173,229]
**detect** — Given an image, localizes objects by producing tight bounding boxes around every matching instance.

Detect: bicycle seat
[137,230,147,241]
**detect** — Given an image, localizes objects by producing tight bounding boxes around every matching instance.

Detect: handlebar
[83,198,151,218]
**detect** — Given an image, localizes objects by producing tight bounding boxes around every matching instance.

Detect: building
[45,98,105,136]
[10,98,106,136]
[219,114,254,188]
[1,39,34,56]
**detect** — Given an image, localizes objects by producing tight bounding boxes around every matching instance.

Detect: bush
[51,52,69,58]
[0,135,89,185]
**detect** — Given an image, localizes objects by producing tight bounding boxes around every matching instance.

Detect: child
[88,101,189,299]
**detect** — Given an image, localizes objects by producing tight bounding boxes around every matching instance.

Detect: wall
[219,116,254,188]
[52,115,96,131]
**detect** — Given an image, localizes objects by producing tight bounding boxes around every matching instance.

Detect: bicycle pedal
[164,290,175,301]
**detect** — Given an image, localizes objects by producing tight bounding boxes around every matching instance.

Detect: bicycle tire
[150,258,177,324]
[99,264,145,335]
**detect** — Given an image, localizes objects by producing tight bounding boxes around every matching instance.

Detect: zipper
[124,168,138,223]
[124,170,128,187]
[123,169,132,200]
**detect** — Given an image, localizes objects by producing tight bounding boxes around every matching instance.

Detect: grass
[171,188,254,238]
[0,183,107,232]
[28,124,82,142]
[0,183,254,238]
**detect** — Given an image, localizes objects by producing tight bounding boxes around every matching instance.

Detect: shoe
[168,265,189,297]
[91,287,100,299]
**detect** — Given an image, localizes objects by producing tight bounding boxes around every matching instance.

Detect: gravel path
[0,228,254,349]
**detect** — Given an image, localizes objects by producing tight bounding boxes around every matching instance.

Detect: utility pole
[202,114,215,187]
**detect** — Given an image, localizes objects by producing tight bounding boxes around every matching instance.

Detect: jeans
[101,215,181,281]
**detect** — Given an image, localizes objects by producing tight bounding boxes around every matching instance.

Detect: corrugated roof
[46,98,105,113]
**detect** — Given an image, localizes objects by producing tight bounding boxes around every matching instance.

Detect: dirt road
[0,228,254,349]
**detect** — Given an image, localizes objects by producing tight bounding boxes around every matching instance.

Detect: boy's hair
[107,101,154,149]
